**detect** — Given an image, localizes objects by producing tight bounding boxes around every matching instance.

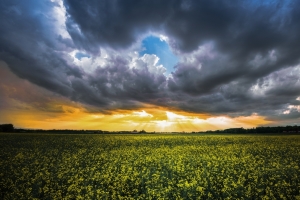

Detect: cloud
[1,0,300,126]
[0,61,87,116]
[133,110,153,118]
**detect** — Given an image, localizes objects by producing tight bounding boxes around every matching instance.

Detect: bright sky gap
[140,36,178,75]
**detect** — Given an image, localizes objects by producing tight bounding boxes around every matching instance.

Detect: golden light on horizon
[1,103,270,132]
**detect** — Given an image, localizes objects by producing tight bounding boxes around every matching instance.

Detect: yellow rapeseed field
[0,133,300,199]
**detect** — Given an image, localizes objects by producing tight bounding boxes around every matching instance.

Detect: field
[1,133,300,199]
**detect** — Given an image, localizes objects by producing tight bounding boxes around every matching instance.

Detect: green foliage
[1,133,300,199]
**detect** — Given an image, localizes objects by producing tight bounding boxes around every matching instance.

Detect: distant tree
[0,124,14,132]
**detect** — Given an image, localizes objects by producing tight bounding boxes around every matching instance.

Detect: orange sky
[0,61,270,132]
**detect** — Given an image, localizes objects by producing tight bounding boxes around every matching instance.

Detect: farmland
[1,133,300,199]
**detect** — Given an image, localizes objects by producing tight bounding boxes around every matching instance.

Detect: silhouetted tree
[0,124,14,132]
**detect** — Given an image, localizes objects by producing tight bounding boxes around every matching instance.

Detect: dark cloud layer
[1,0,300,124]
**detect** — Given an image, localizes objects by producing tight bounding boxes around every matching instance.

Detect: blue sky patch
[75,52,90,60]
[140,36,178,74]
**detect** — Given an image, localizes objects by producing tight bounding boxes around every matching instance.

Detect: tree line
[202,125,300,134]
[1,123,300,134]
[0,124,147,134]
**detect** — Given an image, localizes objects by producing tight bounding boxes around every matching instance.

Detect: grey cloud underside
[1,0,300,123]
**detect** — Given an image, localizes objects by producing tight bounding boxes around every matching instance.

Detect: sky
[1,0,300,132]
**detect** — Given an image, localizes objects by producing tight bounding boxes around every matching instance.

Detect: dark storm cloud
[1,0,300,123]
[0,0,77,96]
[63,0,239,52]
[63,0,297,55]
[64,0,172,50]
[86,55,167,106]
